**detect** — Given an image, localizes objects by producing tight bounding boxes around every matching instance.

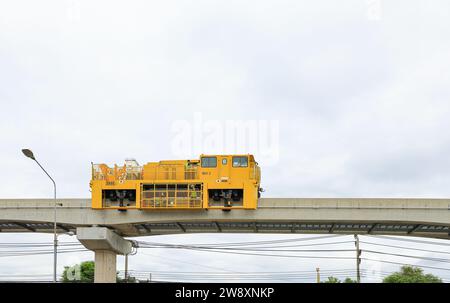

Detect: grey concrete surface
[0,198,449,238]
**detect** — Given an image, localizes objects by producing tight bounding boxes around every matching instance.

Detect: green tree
[323,276,341,283]
[62,261,137,283]
[62,261,95,283]
[322,276,357,283]
[117,276,137,283]
[383,266,442,283]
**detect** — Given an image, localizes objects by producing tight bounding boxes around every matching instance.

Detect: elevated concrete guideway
[1,198,450,239]
[2,198,450,282]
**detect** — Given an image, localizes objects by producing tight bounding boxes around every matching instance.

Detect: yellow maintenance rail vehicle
[90,154,261,210]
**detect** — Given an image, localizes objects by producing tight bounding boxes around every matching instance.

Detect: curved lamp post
[22,149,58,283]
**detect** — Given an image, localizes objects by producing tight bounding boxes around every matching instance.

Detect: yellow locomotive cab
[90,155,261,210]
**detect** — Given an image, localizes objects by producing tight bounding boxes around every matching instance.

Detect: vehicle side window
[232,156,248,167]
[201,157,217,168]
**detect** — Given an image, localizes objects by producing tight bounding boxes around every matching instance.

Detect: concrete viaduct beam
[1,198,450,239]
[77,227,133,283]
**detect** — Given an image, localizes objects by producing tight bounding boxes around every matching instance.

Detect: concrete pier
[77,227,132,283]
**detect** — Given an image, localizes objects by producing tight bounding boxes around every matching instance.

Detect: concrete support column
[94,250,117,283]
[76,227,132,283]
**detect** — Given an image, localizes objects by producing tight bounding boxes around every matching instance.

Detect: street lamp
[22,148,58,283]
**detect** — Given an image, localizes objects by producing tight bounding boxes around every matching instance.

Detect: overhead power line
[362,258,450,272]
[365,235,450,247]
[360,241,450,255]
[363,250,450,264]
[141,246,356,260]
[137,234,343,248]
[0,248,89,258]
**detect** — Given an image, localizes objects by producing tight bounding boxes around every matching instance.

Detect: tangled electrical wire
[2,235,450,282]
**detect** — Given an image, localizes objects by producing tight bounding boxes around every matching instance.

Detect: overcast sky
[1,0,450,282]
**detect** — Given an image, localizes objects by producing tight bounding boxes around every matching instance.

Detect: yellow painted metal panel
[90,154,260,210]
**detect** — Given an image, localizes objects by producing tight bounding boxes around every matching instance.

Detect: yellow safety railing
[93,163,199,182]
[184,167,198,180]
[141,183,203,209]
[249,163,260,180]
[92,163,143,181]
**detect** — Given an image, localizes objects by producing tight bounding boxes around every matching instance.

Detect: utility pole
[316,267,320,283]
[354,234,361,283]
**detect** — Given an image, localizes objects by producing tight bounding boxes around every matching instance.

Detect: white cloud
[1,0,450,282]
